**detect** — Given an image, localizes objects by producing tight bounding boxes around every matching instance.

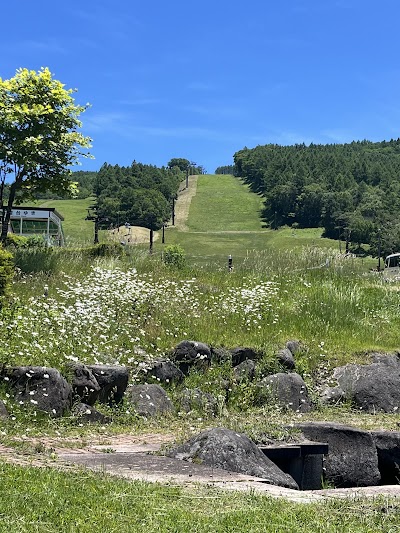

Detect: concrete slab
[57,443,400,503]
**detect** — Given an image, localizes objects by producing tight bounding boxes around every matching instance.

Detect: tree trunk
[0,181,18,244]
[0,176,5,230]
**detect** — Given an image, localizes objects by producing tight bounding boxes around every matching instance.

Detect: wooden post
[94,217,99,244]
[149,228,154,253]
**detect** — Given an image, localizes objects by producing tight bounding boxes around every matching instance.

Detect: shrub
[25,235,48,248]
[4,234,28,248]
[0,246,14,299]
[163,244,186,269]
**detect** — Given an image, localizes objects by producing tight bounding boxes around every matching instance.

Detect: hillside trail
[106,175,197,243]
[172,174,198,231]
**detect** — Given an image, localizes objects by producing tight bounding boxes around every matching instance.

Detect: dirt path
[108,225,159,245]
[173,175,198,232]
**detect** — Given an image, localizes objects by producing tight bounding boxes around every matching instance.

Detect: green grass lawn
[0,462,398,533]
[188,174,265,232]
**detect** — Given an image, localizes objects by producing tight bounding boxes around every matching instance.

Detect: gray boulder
[233,359,256,382]
[179,388,219,416]
[276,348,295,370]
[295,422,381,487]
[320,385,345,406]
[2,366,72,417]
[370,352,400,365]
[145,360,184,384]
[65,362,100,405]
[171,341,211,374]
[210,346,232,364]
[87,365,129,405]
[258,372,312,412]
[72,402,111,424]
[286,340,303,355]
[167,427,298,489]
[128,384,174,417]
[230,347,260,367]
[371,430,400,484]
[329,355,400,412]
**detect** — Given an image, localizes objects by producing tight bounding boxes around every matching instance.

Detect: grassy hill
[27,176,354,267]
[154,174,346,269]
[187,174,265,232]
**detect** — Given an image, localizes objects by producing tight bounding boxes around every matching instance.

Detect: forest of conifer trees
[234,140,400,256]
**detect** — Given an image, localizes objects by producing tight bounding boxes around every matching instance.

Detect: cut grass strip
[188,174,264,232]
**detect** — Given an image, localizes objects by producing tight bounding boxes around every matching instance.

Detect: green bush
[4,234,28,248]
[25,235,48,248]
[163,244,186,269]
[0,246,14,299]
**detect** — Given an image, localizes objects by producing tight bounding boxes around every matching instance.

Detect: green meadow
[0,462,398,533]
[2,174,400,529]
[187,174,265,232]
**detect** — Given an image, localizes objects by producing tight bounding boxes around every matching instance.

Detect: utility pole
[86,206,108,245]
[377,228,382,271]
[172,196,176,226]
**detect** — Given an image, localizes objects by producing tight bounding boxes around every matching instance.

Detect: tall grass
[4,246,399,375]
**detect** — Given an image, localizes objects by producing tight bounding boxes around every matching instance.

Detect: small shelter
[2,207,65,245]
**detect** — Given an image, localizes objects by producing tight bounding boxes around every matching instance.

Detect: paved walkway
[52,436,400,504]
[2,433,400,503]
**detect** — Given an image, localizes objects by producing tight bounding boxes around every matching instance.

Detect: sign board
[2,209,52,219]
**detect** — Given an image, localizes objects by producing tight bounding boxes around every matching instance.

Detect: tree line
[215,165,235,175]
[234,140,400,257]
[93,160,183,232]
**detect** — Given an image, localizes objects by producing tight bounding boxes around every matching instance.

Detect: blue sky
[2,0,400,173]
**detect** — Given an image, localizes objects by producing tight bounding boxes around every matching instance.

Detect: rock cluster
[2,344,400,489]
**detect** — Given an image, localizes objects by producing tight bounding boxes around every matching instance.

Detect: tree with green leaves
[0,67,92,242]
[167,158,191,172]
